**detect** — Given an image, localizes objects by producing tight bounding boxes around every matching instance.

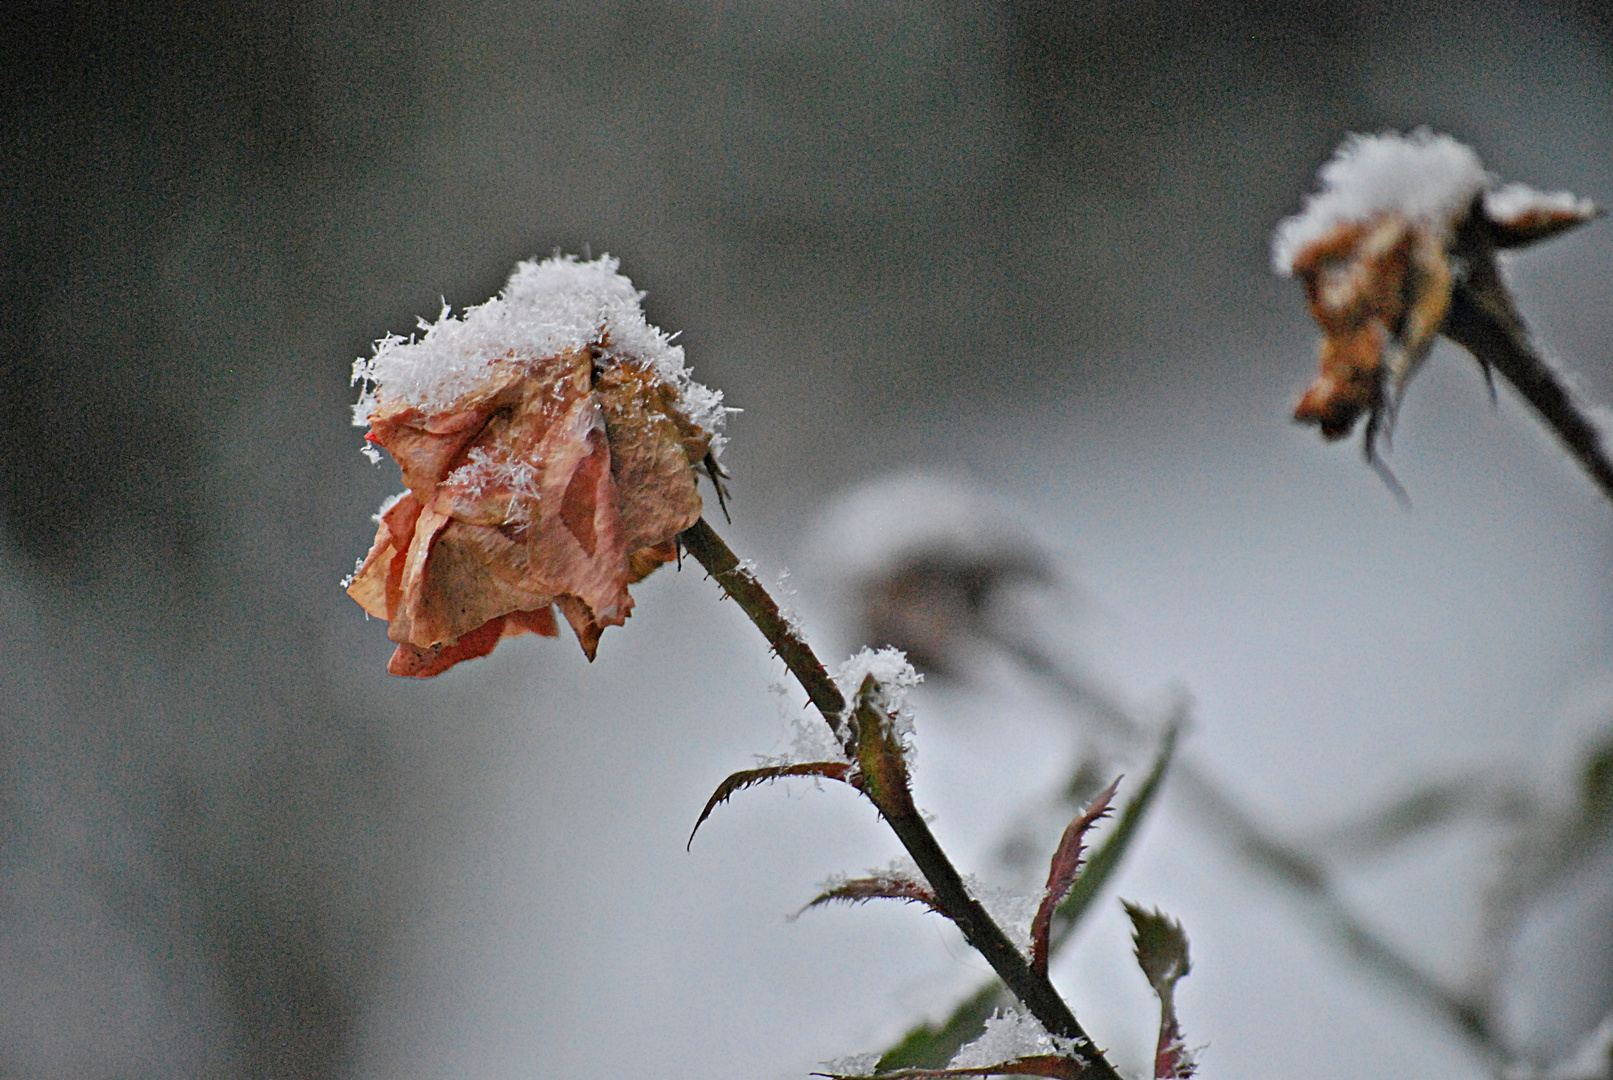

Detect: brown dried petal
[1292,323,1388,440]
[596,359,708,553]
[367,403,500,503]
[347,492,422,620]
[387,607,560,679]
[398,519,554,645]
[1290,215,1454,441]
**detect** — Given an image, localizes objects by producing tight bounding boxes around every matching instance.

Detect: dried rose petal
[346,256,726,676]
[1289,214,1450,440]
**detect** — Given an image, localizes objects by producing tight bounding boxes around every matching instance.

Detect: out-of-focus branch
[1442,250,1613,508]
[1005,633,1504,1061]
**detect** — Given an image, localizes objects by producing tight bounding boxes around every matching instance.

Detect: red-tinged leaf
[1124,902,1190,995]
[796,871,940,919]
[813,1053,1091,1079]
[1030,777,1120,976]
[1123,902,1195,1080]
[849,675,916,818]
[687,761,853,850]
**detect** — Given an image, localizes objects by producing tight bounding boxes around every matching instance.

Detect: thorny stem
[679,517,1122,1080]
[678,517,848,733]
[1008,635,1503,1060]
[1443,225,1613,509]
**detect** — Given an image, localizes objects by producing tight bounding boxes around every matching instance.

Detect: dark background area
[3,2,1612,1077]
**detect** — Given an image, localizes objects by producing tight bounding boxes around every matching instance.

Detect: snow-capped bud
[1274,130,1602,458]
[346,255,727,677]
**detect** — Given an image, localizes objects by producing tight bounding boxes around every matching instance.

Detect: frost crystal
[351,254,727,457]
[947,1009,1081,1070]
[833,646,922,744]
[1273,130,1490,274]
[370,490,409,524]
[775,566,805,637]
[961,875,1038,956]
[785,709,851,765]
[820,1052,882,1077]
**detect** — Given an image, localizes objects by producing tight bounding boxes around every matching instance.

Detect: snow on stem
[677,516,1122,1080]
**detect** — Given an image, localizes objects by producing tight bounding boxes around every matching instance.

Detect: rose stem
[1443,255,1613,508]
[679,516,1121,1079]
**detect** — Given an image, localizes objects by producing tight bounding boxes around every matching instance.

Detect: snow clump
[833,646,922,743]
[1272,129,1490,274]
[947,1008,1082,1069]
[351,253,728,456]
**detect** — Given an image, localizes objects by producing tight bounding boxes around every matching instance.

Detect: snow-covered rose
[346,255,726,677]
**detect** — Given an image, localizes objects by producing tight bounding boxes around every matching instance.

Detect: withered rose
[1274,131,1600,452]
[346,255,727,677]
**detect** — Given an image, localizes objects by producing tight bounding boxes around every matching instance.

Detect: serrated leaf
[1051,722,1178,941]
[1124,903,1190,995]
[797,871,940,918]
[814,1053,1091,1079]
[1031,777,1119,975]
[686,761,853,849]
[1123,902,1194,1080]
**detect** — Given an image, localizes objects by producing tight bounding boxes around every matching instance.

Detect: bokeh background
[4,1,1613,1077]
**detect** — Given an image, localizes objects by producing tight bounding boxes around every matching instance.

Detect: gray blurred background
[4,1,1613,1077]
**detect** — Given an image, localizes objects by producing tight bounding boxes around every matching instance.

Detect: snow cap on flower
[1272,130,1489,275]
[347,254,726,677]
[353,255,727,455]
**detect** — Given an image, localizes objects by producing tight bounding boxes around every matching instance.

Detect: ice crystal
[948,1009,1080,1070]
[351,254,727,457]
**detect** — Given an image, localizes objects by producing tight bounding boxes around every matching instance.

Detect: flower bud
[1274,130,1600,453]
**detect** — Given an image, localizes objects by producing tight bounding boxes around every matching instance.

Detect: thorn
[703,451,732,523]
[1368,451,1412,509]
[1362,411,1412,508]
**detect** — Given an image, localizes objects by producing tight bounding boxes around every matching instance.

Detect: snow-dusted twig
[678,517,1122,1080]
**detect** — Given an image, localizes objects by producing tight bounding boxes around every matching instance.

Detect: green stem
[679,517,848,734]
